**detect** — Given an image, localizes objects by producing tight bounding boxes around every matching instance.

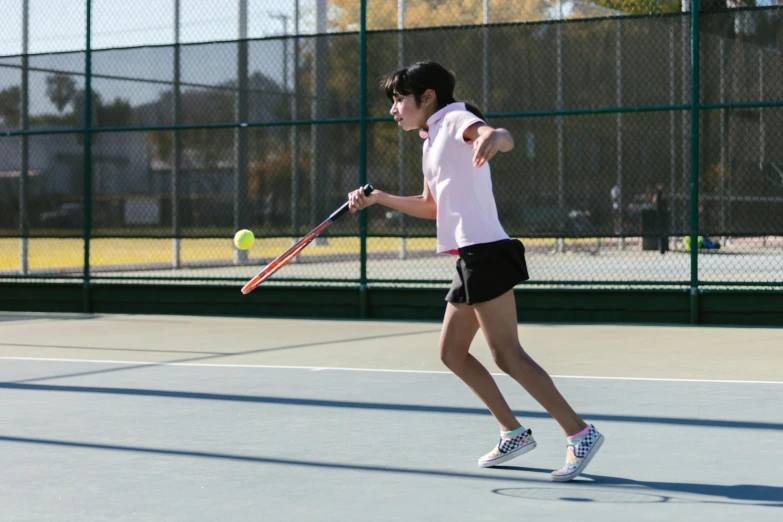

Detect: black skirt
[445,239,530,305]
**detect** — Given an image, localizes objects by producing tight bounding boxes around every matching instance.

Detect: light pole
[269,12,290,91]
[270,11,291,237]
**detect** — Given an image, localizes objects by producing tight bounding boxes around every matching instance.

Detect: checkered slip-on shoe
[551,424,604,482]
[478,428,537,468]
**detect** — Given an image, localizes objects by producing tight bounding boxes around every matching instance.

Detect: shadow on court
[0,313,97,323]
[2,382,782,432]
[2,433,780,509]
[493,467,783,507]
[3,327,441,384]
[0,435,562,488]
[0,342,226,356]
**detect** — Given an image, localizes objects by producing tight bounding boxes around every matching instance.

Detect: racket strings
[254,238,312,285]
[240,187,371,294]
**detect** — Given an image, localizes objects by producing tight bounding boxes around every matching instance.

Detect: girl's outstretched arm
[348,180,436,220]
[464,124,515,167]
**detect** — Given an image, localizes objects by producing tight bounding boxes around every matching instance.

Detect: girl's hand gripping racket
[241,184,374,294]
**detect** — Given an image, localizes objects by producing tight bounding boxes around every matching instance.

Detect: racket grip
[330,184,375,221]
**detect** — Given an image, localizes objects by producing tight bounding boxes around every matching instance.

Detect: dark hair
[381,61,485,121]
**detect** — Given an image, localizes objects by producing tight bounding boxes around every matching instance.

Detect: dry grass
[0,237,440,271]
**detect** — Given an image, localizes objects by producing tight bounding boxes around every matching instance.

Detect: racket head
[241,184,373,295]
[241,225,327,294]
[241,239,311,294]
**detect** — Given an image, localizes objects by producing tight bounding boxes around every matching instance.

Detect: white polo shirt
[421,102,509,254]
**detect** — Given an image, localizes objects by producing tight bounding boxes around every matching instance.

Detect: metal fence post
[172,0,182,268]
[311,0,328,244]
[681,2,690,239]
[398,0,407,260]
[689,0,701,324]
[234,0,249,265]
[759,47,765,209]
[359,0,368,318]
[719,37,726,236]
[291,1,300,250]
[82,0,93,313]
[19,0,29,275]
[482,0,489,111]
[669,23,676,246]
[616,18,624,251]
[556,1,565,253]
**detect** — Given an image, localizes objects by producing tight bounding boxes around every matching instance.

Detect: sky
[1,0,312,56]
[0,0,602,118]
[1,1,780,117]
[3,1,781,57]
[0,0,310,116]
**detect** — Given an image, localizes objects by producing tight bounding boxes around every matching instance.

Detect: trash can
[641,209,658,251]
[641,208,670,252]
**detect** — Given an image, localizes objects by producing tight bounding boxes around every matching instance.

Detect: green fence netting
[0,1,781,289]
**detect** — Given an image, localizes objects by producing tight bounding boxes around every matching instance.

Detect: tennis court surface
[1,313,782,521]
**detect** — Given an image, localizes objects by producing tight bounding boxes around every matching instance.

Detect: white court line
[1,356,782,385]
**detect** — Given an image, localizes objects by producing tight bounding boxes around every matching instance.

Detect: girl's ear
[421,89,436,108]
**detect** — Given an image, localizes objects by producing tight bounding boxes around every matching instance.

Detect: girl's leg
[439,302,520,432]
[473,289,587,437]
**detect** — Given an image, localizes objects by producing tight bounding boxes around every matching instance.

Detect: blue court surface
[1,313,781,521]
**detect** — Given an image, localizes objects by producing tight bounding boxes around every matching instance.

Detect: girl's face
[390,92,431,131]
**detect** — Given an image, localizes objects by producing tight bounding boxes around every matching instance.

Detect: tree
[331,0,543,30]
[0,86,21,127]
[98,97,132,127]
[71,88,102,128]
[70,89,133,128]
[46,74,76,113]
[591,1,681,15]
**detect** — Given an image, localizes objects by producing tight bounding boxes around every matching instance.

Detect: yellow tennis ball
[234,229,255,250]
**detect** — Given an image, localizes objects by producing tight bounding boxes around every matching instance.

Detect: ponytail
[462,101,486,122]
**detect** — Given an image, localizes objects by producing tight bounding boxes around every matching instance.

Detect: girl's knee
[490,349,512,374]
[440,345,468,371]
[490,344,528,374]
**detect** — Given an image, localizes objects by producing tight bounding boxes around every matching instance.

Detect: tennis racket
[241,184,374,294]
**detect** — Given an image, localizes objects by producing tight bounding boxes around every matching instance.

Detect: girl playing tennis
[347,61,603,481]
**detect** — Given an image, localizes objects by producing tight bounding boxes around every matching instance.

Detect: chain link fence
[1,1,781,290]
